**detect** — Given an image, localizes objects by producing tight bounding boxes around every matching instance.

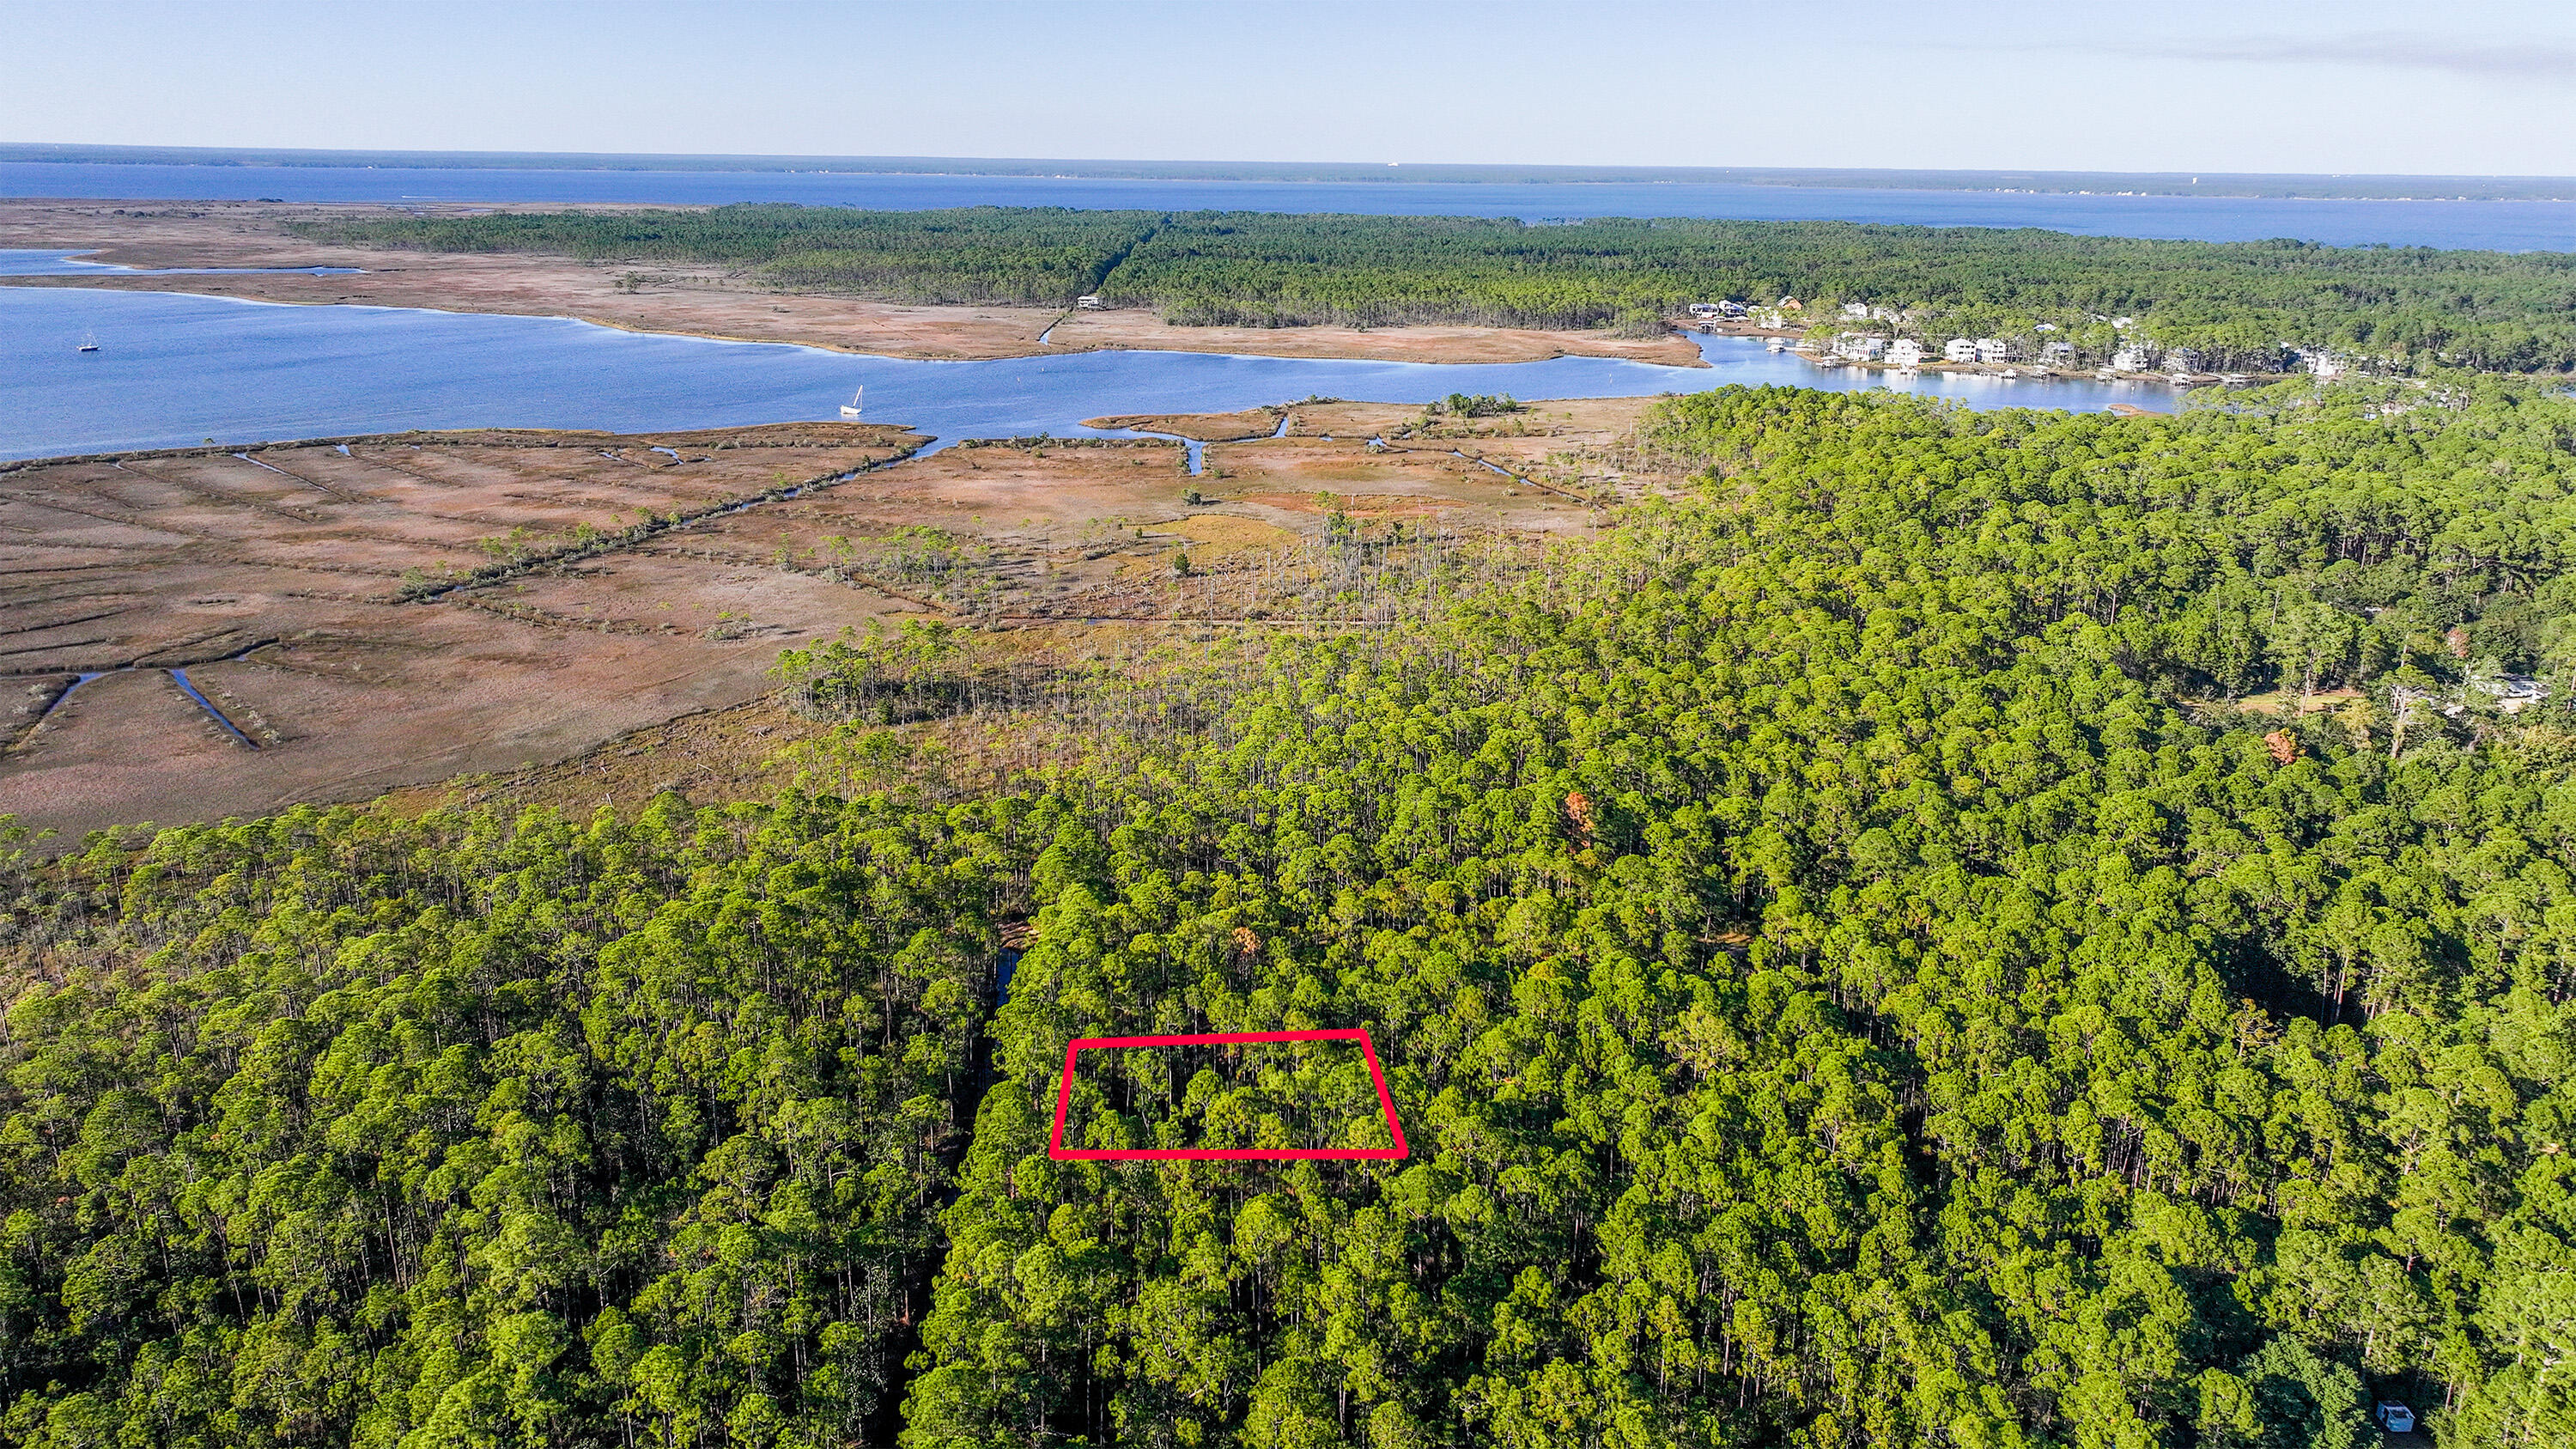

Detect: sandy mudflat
[0,200,1064,358]
[0,199,1703,367]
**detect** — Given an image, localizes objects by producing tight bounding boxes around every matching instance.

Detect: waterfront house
[2447,673,2553,716]
[1971,338,2019,363]
[1834,333,1886,361]
[1076,295,1104,310]
[1886,338,1926,367]
[2111,344,2157,372]
[1688,302,1724,319]
[2040,340,2077,365]
[2164,346,2203,374]
[2487,676,2550,714]
[1943,338,1979,363]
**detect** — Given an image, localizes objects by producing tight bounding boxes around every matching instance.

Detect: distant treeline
[291,205,1154,307]
[293,204,2576,370]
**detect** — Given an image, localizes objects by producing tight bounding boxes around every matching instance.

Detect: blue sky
[7,0,2575,174]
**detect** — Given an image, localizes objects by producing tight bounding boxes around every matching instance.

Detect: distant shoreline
[9,143,2576,202]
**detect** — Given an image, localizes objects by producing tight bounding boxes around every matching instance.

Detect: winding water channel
[3,277,2173,461]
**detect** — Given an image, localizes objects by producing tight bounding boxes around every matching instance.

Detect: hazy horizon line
[8,143,2576,204]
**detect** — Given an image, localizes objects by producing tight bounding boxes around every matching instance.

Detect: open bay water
[1,284,2169,462]
[5,162,2573,251]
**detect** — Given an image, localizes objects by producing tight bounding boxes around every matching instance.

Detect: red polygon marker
[1048,1028,1409,1161]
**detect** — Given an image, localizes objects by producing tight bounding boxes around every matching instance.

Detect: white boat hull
[839,405,863,418]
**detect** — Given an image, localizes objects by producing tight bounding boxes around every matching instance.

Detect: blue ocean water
[6,162,2571,251]
[1,283,2171,461]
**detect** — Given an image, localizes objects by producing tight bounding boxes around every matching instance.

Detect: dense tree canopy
[296,204,2576,370]
[0,796,1010,1447]
[13,381,2576,1446]
[289,204,1157,307]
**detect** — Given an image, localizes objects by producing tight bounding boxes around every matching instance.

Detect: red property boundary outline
[1048,1028,1409,1161]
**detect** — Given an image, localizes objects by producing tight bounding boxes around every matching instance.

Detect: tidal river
[1,282,2171,462]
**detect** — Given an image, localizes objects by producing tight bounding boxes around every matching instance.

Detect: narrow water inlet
[1118,432,1204,473]
[1453,447,1588,501]
[39,672,104,724]
[3,673,94,751]
[167,667,258,749]
[4,643,283,759]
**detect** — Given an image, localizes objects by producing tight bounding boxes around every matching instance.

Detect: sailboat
[838,386,864,419]
[76,329,100,353]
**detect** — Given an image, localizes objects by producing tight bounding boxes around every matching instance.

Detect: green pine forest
[15,377,2576,1446]
[291,204,2576,372]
